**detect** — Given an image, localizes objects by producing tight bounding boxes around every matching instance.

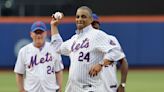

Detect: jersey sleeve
[54,54,64,72]
[94,31,117,53]
[109,36,122,50]
[104,48,125,61]
[14,48,25,74]
[94,31,125,61]
[58,39,71,56]
[51,34,63,51]
[51,34,71,56]
[104,36,125,61]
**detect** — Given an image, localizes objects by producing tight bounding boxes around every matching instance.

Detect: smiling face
[75,8,93,30]
[30,30,47,48]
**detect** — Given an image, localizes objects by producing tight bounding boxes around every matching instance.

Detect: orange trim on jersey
[0,16,164,23]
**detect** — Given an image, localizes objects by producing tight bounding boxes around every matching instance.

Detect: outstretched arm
[50,13,64,51]
[51,13,64,36]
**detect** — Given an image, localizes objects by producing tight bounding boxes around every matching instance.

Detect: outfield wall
[0,16,164,68]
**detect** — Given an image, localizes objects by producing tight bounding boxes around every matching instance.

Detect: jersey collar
[75,25,93,34]
[32,42,46,51]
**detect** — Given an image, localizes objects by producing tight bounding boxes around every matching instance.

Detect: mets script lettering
[28,52,52,68]
[71,38,89,52]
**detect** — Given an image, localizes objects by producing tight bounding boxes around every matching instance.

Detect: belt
[110,84,117,88]
[82,84,92,88]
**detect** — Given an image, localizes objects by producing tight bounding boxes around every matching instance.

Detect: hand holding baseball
[52,12,64,20]
[51,12,64,26]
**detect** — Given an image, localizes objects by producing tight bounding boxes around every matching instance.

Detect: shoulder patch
[109,40,116,45]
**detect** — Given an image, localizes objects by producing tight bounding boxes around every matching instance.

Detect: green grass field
[0,70,164,92]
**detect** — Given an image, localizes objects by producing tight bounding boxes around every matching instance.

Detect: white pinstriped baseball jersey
[101,35,125,92]
[14,42,64,92]
[52,25,124,92]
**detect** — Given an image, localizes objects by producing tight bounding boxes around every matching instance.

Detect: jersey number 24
[47,66,54,74]
[78,52,90,62]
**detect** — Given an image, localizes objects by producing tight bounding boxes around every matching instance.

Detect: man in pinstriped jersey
[51,6,125,92]
[14,21,64,92]
[91,13,128,92]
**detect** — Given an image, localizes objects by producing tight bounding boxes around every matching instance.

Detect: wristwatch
[121,83,126,88]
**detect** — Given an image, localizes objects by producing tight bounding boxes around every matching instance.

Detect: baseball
[54,12,63,19]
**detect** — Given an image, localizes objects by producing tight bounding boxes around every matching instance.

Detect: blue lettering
[28,52,53,68]
[71,38,89,52]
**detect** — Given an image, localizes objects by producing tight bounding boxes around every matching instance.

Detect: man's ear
[30,32,33,38]
[44,31,47,36]
[90,17,93,24]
